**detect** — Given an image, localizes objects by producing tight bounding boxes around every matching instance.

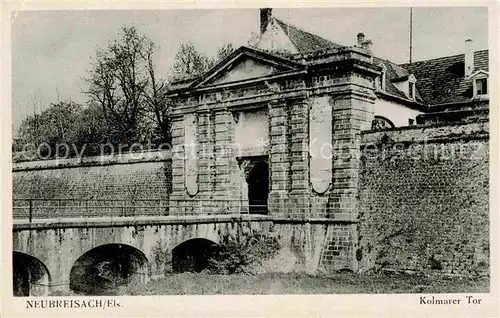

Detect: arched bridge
[13,198,355,296]
[13,199,271,295]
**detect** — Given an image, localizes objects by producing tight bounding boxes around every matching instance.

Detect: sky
[11,7,488,131]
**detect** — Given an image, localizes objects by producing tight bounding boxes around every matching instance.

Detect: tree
[213,43,236,64]
[85,26,171,146]
[247,32,260,48]
[16,29,238,160]
[16,100,84,158]
[170,42,236,81]
[170,42,213,80]
[141,40,171,145]
[72,102,107,156]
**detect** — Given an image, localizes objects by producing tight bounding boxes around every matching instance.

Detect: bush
[204,230,281,275]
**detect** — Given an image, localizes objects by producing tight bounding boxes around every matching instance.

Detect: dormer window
[408,74,416,100]
[408,82,415,99]
[381,70,386,91]
[470,71,489,98]
[377,63,387,91]
[476,78,487,96]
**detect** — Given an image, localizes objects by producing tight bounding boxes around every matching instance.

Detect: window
[476,78,488,96]
[408,82,415,99]
[371,116,395,130]
[408,118,415,126]
[407,74,416,100]
[381,68,386,91]
[470,71,489,99]
[375,76,381,90]
[377,63,387,91]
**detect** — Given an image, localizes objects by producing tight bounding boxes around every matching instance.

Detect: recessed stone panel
[309,96,333,194]
[184,113,199,196]
[234,109,269,156]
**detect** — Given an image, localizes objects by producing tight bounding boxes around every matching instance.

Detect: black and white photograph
[2,2,498,317]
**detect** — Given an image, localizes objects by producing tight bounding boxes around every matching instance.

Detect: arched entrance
[248,161,269,214]
[69,244,148,295]
[172,239,219,273]
[13,252,50,296]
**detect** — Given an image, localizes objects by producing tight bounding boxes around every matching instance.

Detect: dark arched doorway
[13,252,50,296]
[248,161,269,214]
[69,244,148,295]
[172,239,219,273]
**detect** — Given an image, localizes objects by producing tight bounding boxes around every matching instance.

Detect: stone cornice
[13,214,357,230]
[171,82,376,116]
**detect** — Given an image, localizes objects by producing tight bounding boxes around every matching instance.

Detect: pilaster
[329,92,374,219]
[288,98,310,218]
[169,115,186,214]
[268,99,290,216]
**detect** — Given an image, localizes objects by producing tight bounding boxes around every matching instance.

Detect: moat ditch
[49,271,489,296]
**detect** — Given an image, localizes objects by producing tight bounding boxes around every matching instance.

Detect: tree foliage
[247,32,260,48]
[15,25,238,160]
[171,42,212,80]
[17,100,81,147]
[170,42,236,81]
[142,40,172,145]
[214,43,236,64]
[85,26,170,145]
[14,101,103,158]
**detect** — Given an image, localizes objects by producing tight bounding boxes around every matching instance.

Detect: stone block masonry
[13,215,359,293]
[13,150,172,217]
[357,120,489,276]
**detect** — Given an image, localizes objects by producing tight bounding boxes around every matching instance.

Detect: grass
[121,272,490,295]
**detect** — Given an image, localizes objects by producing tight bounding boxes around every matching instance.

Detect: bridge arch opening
[172,238,219,273]
[13,252,50,296]
[69,244,148,295]
[248,161,269,214]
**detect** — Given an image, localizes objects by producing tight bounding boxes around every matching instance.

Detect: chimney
[357,32,372,53]
[260,8,272,35]
[465,39,474,77]
[357,32,365,47]
[362,39,373,53]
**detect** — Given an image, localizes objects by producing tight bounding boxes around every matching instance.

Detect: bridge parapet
[13,198,271,222]
[13,198,170,221]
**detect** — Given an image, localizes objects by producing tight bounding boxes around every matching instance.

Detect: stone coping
[13,149,172,171]
[361,120,489,145]
[13,214,357,230]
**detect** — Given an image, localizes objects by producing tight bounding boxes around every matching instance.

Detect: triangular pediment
[209,57,287,85]
[191,46,304,88]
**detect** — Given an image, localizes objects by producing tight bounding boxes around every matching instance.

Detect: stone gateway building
[166,8,489,273]
[12,8,489,295]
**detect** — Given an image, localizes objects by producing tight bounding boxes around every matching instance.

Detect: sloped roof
[272,19,424,106]
[169,14,488,109]
[373,57,424,104]
[373,57,408,99]
[274,18,344,53]
[473,50,489,72]
[401,50,489,106]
